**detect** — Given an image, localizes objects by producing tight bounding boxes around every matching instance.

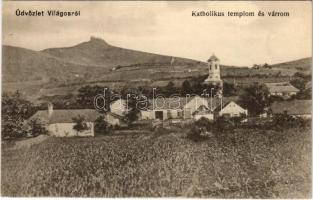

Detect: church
[204,54,223,88]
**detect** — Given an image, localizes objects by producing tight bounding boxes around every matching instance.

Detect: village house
[29,103,102,137]
[265,82,299,98]
[193,105,214,120]
[139,95,247,121]
[140,96,212,121]
[215,101,248,118]
[270,100,312,119]
[110,99,128,116]
[29,103,124,137]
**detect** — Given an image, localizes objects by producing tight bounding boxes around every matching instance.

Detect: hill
[41,36,199,69]
[270,57,311,74]
[2,45,108,83]
[2,37,311,100]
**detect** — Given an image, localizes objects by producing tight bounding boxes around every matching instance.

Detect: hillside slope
[2,37,311,100]
[2,45,108,83]
[270,57,311,73]
[41,37,198,69]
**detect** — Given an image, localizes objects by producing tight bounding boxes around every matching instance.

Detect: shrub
[2,91,36,140]
[187,117,214,141]
[72,115,89,135]
[213,116,234,133]
[272,113,306,129]
[94,116,109,135]
[28,119,48,137]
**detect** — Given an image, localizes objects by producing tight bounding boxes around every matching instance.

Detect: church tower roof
[208,54,219,62]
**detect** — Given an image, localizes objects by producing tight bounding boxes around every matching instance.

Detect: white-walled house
[110,99,128,116]
[265,82,299,98]
[193,105,214,120]
[29,104,103,137]
[215,101,248,117]
[105,112,127,127]
[29,103,126,137]
[140,96,212,120]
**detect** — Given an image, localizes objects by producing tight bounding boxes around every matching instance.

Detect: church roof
[208,54,219,62]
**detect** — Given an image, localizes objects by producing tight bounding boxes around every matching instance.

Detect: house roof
[210,96,240,111]
[110,99,126,106]
[106,112,125,120]
[30,109,103,124]
[147,96,195,110]
[193,105,212,115]
[208,54,219,62]
[270,100,312,115]
[213,100,246,113]
[146,96,239,111]
[265,82,299,93]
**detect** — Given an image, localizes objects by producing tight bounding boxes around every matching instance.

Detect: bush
[213,116,235,133]
[1,117,27,140]
[187,117,214,141]
[28,119,48,137]
[72,115,89,135]
[2,91,36,140]
[94,116,109,135]
[272,113,306,129]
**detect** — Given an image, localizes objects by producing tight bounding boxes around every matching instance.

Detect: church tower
[204,54,223,87]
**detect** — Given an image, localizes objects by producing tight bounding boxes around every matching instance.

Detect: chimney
[48,102,53,117]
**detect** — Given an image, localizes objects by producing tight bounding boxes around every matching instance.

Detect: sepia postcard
[1,1,312,198]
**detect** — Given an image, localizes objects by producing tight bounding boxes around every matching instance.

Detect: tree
[223,82,237,97]
[2,91,36,139]
[28,119,48,137]
[125,97,140,125]
[94,116,109,135]
[239,83,271,117]
[72,115,89,135]
[76,85,113,111]
[290,78,306,91]
[164,81,175,97]
[263,63,271,69]
[181,80,192,96]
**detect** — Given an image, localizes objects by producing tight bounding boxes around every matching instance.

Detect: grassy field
[1,127,311,198]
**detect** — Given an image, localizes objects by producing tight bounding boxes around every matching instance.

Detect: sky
[2,1,312,66]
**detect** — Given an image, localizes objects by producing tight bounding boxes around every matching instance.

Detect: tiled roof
[30,109,103,124]
[193,105,212,115]
[146,96,239,111]
[270,100,312,115]
[147,96,195,110]
[210,96,240,111]
[265,82,299,93]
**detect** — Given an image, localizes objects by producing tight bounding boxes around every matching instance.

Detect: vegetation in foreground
[1,125,311,198]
